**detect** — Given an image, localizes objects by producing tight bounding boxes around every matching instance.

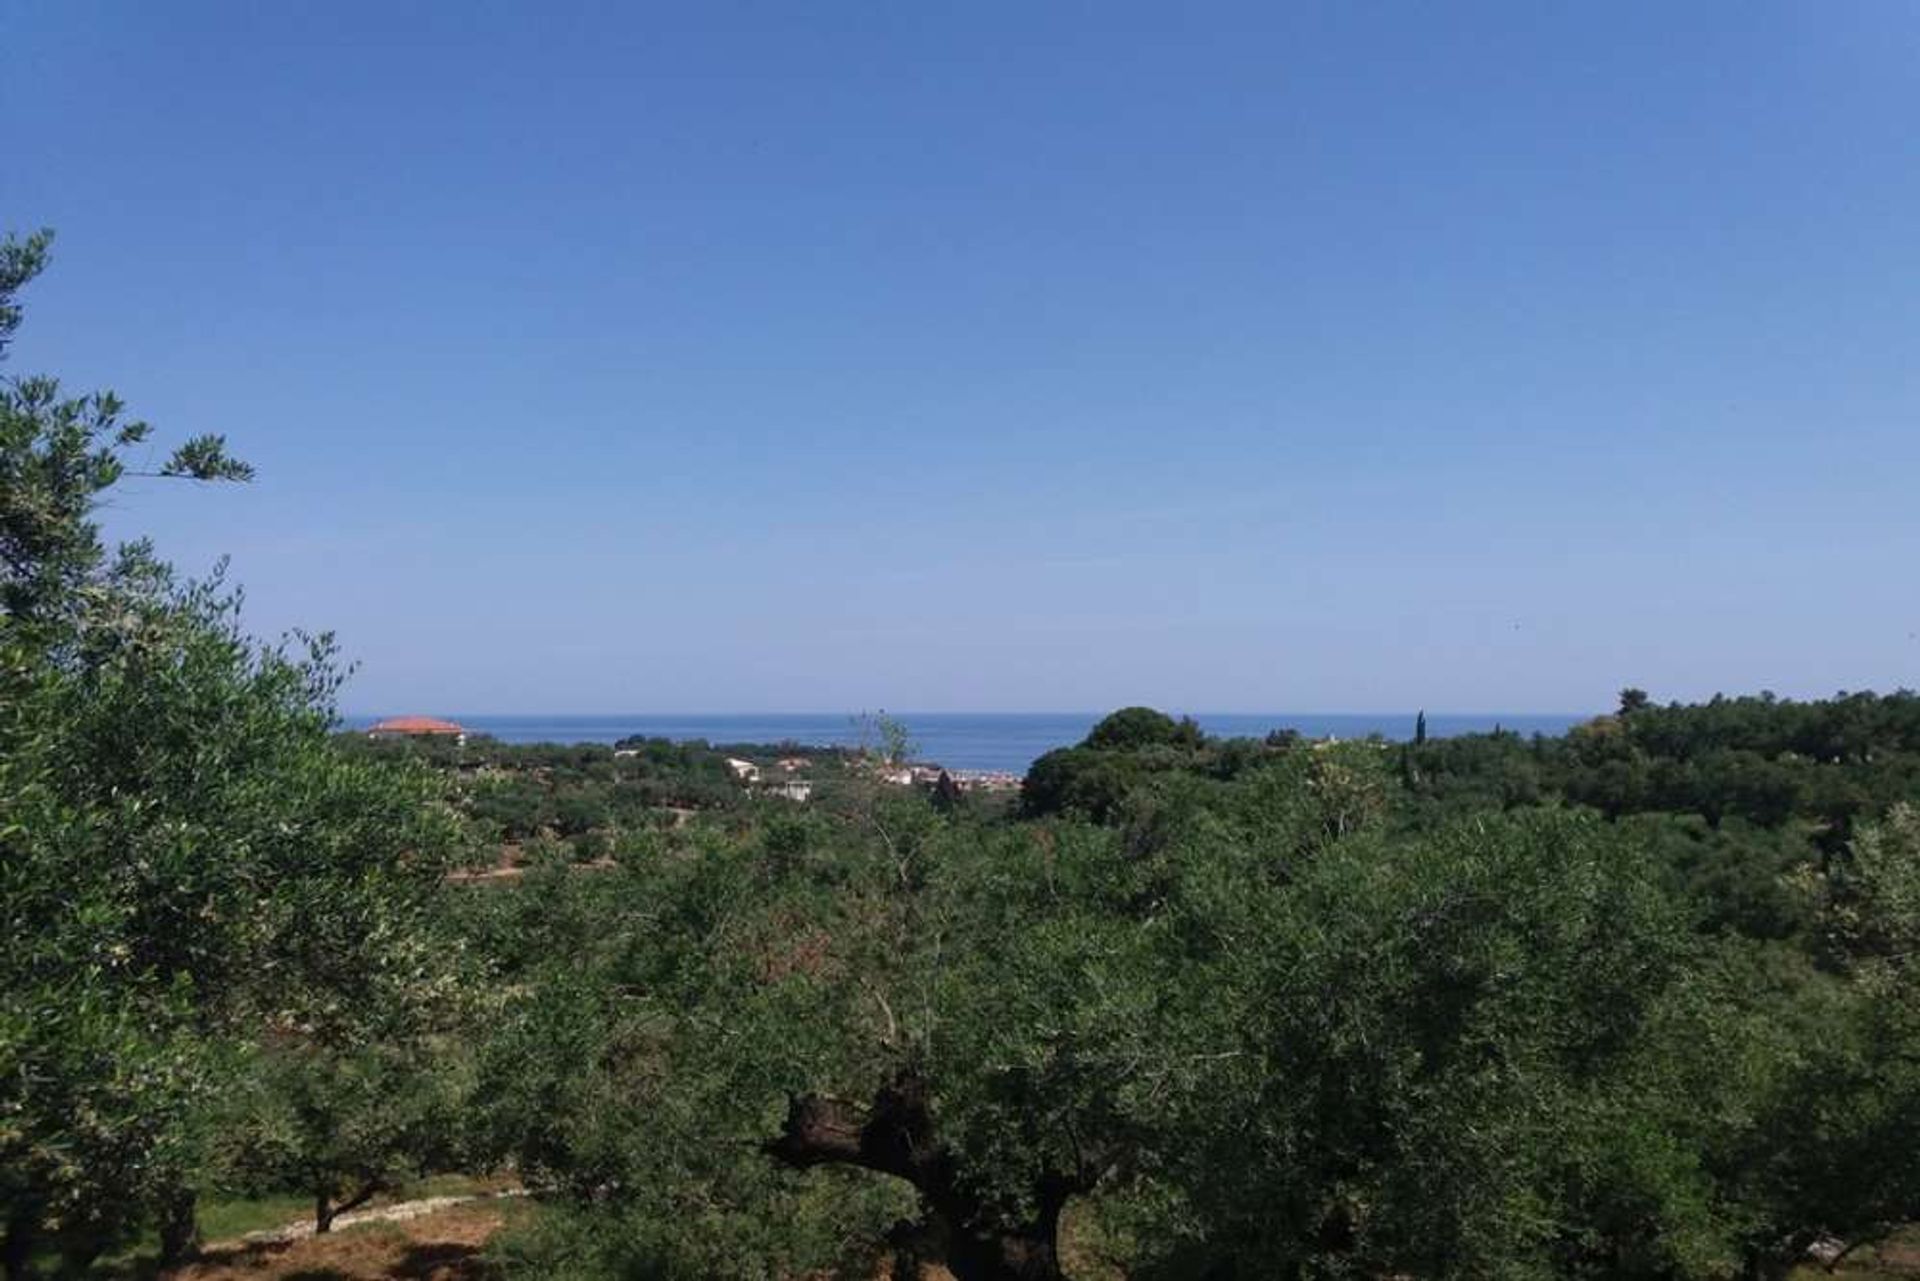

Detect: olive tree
[0,230,465,1272]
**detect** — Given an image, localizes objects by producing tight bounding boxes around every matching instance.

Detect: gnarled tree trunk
[2,1207,34,1281]
[766,1072,1080,1281]
[314,1178,383,1234]
[157,1184,201,1267]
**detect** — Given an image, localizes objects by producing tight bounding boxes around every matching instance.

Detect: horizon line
[338,708,1597,719]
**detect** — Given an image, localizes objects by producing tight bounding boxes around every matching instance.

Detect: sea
[341,712,1587,774]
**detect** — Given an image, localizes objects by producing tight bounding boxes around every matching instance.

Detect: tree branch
[331,1177,386,1221]
[765,1073,939,1185]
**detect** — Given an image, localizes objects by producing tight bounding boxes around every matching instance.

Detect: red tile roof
[369,715,464,735]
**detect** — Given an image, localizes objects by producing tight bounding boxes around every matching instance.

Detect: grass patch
[197,1172,502,1243]
[197,1191,315,1241]
[391,1172,493,1201]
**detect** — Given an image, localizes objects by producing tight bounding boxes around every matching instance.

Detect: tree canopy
[0,231,468,1273]
[458,701,1920,1278]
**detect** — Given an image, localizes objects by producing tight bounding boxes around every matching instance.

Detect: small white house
[725,757,761,783]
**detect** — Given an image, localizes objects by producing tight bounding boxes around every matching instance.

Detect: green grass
[26,1191,312,1279]
[196,1190,315,1241]
[195,1172,497,1242]
[24,1174,515,1278]
[391,1172,492,1201]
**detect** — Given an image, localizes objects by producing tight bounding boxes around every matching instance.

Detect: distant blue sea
[342,712,1588,774]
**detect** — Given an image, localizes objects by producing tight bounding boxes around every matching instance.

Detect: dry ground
[166,1202,510,1281]
[156,1199,1920,1281]
[1793,1231,1920,1280]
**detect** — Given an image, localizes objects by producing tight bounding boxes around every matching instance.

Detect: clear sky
[9,2,1919,715]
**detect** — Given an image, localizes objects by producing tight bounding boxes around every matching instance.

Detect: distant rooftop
[368,715,465,736]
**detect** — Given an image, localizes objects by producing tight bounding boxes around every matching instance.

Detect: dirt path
[172,1196,519,1280]
[222,1190,528,1247]
[447,859,618,883]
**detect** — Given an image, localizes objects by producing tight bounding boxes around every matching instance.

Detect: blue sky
[9,2,1919,714]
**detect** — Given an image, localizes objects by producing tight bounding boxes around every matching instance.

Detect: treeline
[349,735,744,847]
[1402,689,1920,837]
[344,734,861,854]
[1025,696,1920,944]
[1025,693,1920,837]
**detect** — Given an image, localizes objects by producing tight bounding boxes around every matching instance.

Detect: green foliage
[1021,745,1151,822]
[1137,812,1744,1277]
[348,732,819,848]
[1084,706,1203,752]
[1,232,249,636]
[460,704,1920,1279]
[0,231,54,349]
[218,1033,478,1231]
[491,1168,912,1281]
[855,708,918,765]
[0,231,469,1269]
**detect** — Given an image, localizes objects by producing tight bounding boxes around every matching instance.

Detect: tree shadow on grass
[252,1241,493,1281]
[391,1241,496,1280]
